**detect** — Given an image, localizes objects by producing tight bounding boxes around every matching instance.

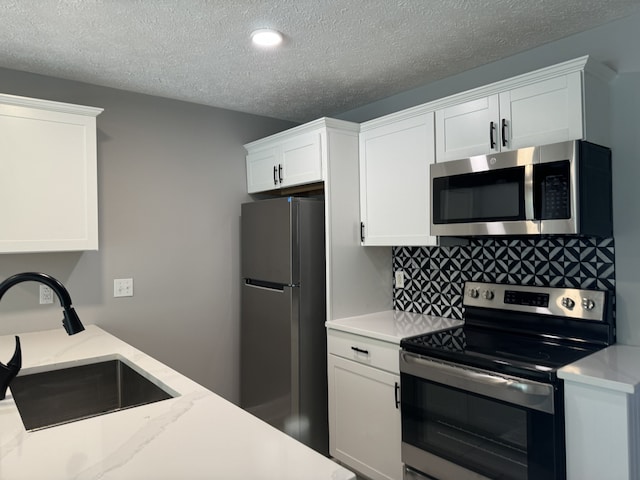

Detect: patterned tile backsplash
[393,237,615,320]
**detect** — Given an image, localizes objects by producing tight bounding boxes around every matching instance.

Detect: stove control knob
[561,297,575,310]
[582,298,596,311]
[482,289,495,300]
[468,288,480,299]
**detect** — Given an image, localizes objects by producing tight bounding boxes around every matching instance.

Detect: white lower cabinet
[327,330,402,480]
[559,345,640,480]
[564,380,640,480]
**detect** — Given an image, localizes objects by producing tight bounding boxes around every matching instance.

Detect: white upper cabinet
[359,109,436,246]
[435,95,500,161]
[0,94,103,253]
[280,131,323,188]
[245,147,281,193]
[435,56,614,162]
[245,122,327,193]
[499,72,583,150]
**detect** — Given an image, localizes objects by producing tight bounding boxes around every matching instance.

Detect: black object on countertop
[0,272,85,400]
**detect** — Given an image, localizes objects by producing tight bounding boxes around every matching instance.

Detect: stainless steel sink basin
[10,357,176,431]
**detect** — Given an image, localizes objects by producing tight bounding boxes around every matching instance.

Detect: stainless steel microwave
[430,140,613,237]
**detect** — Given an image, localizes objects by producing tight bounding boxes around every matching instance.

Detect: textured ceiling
[0,1,639,123]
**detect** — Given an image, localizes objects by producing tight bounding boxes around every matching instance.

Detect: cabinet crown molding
[360,103,434,132]
[432,55,615,111]
[244,117,359,151]
[362,55,616,130]
[0,93,103,117]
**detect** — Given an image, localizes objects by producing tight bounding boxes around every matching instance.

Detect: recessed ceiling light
[251,29,283,47]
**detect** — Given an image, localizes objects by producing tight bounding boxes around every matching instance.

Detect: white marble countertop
[558,344,640,394]
[325,310,463,344]
[0,326,354,480]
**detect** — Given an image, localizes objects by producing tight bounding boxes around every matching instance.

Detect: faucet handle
[0,336,21,400]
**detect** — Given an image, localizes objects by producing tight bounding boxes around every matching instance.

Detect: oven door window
[402,374,562,480]
[432,166,525,225]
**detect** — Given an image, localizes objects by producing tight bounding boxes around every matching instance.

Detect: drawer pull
[351,346,369,355]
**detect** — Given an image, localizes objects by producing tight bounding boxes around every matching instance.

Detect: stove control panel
[464,281,608,322]
[504,290,549,307]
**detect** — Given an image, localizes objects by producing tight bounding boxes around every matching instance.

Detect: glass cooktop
[400,325,603,383]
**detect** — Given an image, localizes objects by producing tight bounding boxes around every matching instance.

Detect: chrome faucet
[0,272,85,400]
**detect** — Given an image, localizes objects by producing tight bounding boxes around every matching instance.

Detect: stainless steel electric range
[399,281,615,480]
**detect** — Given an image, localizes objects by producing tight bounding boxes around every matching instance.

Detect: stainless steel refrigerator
[240,196,327,455]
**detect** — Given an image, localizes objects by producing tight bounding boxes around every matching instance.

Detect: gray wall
[0,69,295,403]
[337,12,640,346]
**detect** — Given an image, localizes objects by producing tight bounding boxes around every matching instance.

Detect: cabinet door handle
[489,121,496,149]
[278,164,283,184]
[501,118,508,147]
[351,346,369,355]
[360,222,365,242]
[395,382,400,409]
[273,166,278,186]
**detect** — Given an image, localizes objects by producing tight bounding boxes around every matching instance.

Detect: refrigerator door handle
[244,279,283,291]
[245,279,300,290]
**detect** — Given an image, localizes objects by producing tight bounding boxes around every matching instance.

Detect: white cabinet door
[246,147,280,193]
[0,98,101,253]
[564,381,638,480]
[500,72,583,150]
[280,131,322,188]
[328,353,402,480]
[246,131,322,193]
[436,72,585,162]
[359,113,437,246]
[435,95,500,162]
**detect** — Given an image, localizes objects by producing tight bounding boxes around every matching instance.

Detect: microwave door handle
[524,164,535,220]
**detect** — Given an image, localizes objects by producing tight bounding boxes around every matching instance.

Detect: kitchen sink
[10,357,176,431]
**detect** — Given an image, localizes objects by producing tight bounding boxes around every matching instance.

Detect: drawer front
[327,329,399,374]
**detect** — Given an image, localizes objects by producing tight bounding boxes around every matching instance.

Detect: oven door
[400,352,565,480]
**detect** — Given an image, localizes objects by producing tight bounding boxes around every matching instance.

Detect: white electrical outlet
[395,270,405,289]
[114,278,134,297]
[39,285,54,304]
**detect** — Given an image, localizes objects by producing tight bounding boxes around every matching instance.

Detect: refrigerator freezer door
[241,197,297,285]
[240,281,299,431]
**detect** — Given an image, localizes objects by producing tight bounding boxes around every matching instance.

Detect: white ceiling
[1,1,639,123]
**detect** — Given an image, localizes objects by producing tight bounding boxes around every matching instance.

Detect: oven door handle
[507,381,552,396]
[400,352,555,414]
